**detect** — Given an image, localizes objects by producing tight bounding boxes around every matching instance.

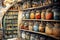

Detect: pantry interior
[0,0,60,40]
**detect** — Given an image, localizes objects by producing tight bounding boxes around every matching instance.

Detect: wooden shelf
[20,29,60,40]
[8,10,18,12]
[22,19,60,22]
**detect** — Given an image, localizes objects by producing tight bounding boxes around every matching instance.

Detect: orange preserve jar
[53,23,60,37]
[35,10,41,19]
[30,11,35,19]
[46,9,53,20]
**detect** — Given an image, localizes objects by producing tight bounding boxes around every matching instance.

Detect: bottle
[53,23,60,37]
[30,11,35,19]
[45,22,53,35]
[35,10,41,19]
[46,9,53,20]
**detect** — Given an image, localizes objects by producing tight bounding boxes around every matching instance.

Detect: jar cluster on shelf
[22,0,53,9]
[20,21,60,37]
[20,31,57,40]
[22,8,60,20]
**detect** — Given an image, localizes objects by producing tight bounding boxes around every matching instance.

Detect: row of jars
[22,8,60,20]
[22,0,59,9]
[20,31,56,40]
[20,21,60,37]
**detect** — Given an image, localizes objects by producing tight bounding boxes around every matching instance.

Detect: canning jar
[30,34,35,40]
[33,22,39,32]
[39,22,45,32]
[29,22,33,31]
[30,11,35,19]
[45,22,53,35]
[41,10,46,20]
[46,9,53,20]
[53,23,60,37]
[35,10,41,19]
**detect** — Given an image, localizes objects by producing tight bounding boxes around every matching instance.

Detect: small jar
[46,9,53,20]
[30,11,35,19]
[30,34,35,40]
[22,12,26,19]
[35,34,39,40]
[23,2,27,9]
[39,22,45,32]
[27,1,31,8]
[25,32,30,40]
[33,22,39,32]
[29,22,33,31]
[41,10,46,20]
[45,23,53,35]
[35,10,41,19]
[24,22,29,30]
[53,23,60,37]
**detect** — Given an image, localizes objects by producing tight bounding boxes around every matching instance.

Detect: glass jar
[39,36,46,40]
[24,22,29,30]
[29,21,33,31]
[46,9,53,20]
[30,34,35,40]
[33,22,39,32]
[23,2,27,9]
[35,10,41,19]
[27,1,31,8]
[53,23,60,37]
[41,10,46,20]
[22,12,26,19]
[20,21,24,29]
[39,22,45,32]
[30,11,35,19]
[45,22,53,35]
[25,32,30,40]
[25,11,30,19]
[35,34,39,40]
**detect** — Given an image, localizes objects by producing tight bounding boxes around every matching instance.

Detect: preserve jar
[25,32,30,40]
[45,22,53,35]
[22,31,26,40]
[53,23,60,37]
[39,36,46,40]
[30,34,35,40]
[35,10,41,19]
[30,11,35,19]
[41,10,46,20]
[46,9,53,20]
[39,22,45,32]
[29,21,33,31]
[52,7,60,20]
[27,1,31,8]
[22,12,26,19]
[35,34,39,40]
[25,11,30,19]
[24,22,29,30]
[33,22,39,32]
[23,2,27,9]
[20,22,24,29]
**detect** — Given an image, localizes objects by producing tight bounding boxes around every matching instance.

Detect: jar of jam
[53,23,60,37]
[46,9,53,20]
[45,22,53,35]
[39,22,45,32]
[24,22,29,30]
[29,21,33,31]
[41,10,46,20]
[33,22,39,32]
[25,32,30,40]
[20,21,24,29]
[30,11,35,19]
[35,10,41,19]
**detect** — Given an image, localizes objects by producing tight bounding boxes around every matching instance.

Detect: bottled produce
[45,22,53,35]
[33,22,39,32]
[24,22,29,30]
[25,32,30,40]
[35,34,39,40]
[35,10,41,19]
[22,31,26,40]
[39,22,45,32]
[39,36,46,40]
[53,23,60,37]
[30,34,35,40]
[22,12,26,19]
[30,11,35,19]
[41,10,46,20]
[20,22,24,29]
[25,11,30,19]
[29,21,33,31]
[27,1,31,8]
[46,9,53,20]
[23,2,27,9]
[52,7,60,20]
